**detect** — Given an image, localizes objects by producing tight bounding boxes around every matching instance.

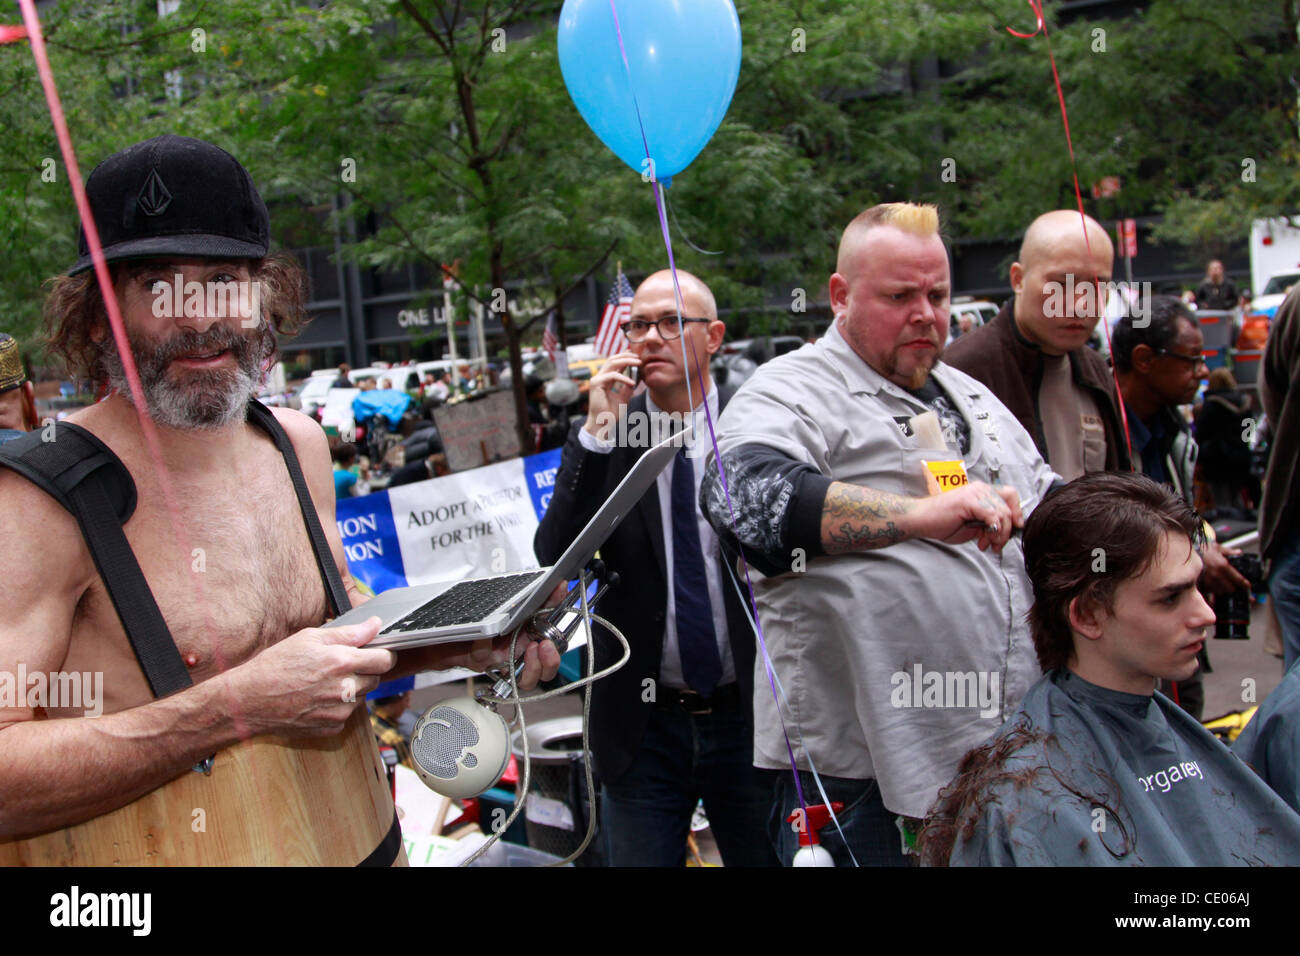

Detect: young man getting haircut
[920,472,1300,865]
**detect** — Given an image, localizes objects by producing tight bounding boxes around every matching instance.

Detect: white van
[947,298,999,342]
[295,366,386,417]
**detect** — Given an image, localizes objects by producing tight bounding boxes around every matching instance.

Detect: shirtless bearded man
[0,135,559,865]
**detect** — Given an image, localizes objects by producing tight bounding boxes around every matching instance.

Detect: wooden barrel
[0,707,407,866]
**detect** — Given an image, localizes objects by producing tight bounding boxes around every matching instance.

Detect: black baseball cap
[68,134,270,276]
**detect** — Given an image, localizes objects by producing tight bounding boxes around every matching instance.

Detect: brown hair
[43,254,308,385]
[916,717,1135,865]
[917,473,1197,866]
[1022,471,1203,673]
[332,442,358,466]
[1206,367,1236,391]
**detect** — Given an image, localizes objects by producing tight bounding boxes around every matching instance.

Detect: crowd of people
[544,202,1300,866]
[0,132,1297,868]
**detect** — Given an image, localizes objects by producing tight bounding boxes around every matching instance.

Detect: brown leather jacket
[945,302,1131,473]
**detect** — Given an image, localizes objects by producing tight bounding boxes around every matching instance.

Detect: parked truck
[1249,217,1300,320]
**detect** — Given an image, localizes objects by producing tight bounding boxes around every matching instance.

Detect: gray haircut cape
[943,670,1300,865]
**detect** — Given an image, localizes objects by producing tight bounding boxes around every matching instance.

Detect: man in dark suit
[534,269,775,867]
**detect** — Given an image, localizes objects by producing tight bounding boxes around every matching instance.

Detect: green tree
[3,0,1297,422]
[2,0,843,445]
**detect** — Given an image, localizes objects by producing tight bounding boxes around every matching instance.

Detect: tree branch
[401,0,453,57]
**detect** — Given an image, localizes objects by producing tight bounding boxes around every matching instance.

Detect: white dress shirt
[578,387,735,690]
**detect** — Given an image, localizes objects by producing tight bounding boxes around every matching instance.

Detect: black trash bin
[511,717,603,866]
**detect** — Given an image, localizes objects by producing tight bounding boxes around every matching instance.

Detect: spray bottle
[787,802,844,867]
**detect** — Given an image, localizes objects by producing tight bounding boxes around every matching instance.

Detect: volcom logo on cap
[137,169,172,216]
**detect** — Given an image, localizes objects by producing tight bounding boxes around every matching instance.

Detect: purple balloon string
[606,0,655,182]
[605,0,812,834]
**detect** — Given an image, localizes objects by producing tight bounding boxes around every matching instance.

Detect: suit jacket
[533,388,755,782]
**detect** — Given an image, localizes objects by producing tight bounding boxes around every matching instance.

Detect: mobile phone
[627,364,640,389]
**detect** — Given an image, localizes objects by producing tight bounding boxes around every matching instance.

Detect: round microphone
[409,697,511,799]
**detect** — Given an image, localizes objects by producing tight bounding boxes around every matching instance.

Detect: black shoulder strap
[0,425,194,697]
[0,405,351,699]
[246,401,352,617]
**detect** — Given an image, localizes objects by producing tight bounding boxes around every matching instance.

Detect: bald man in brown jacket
[946,211,1130,478]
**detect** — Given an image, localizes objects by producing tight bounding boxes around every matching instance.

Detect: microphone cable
[460,586,629,867]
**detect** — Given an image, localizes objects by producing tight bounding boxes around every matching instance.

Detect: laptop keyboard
[381,571,546,633]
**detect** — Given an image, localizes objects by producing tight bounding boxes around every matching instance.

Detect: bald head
[1011,210,1115,355]
[634,269,718,320]
[627,269,724,410]
[1018,211,1114,270]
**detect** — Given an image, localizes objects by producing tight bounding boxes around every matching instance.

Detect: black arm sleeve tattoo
[699,443,832,577]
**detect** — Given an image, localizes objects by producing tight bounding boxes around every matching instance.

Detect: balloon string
[605,0,656,185]
[666,191,724,256]
[1006,0,1135,469]
[604,10,817,844]
[17,1,251,736]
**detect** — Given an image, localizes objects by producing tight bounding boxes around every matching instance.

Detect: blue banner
[523,448,562,520]
[336,488,408,594]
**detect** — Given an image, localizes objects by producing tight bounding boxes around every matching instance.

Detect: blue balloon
[557,0,742,181]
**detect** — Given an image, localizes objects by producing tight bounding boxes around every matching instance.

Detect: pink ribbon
[18,0,241,711]
[1004,0,1045,39]
[1004,0,1136,467]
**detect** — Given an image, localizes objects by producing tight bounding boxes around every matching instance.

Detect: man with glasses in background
[534,269,775,867]
[1112,296,1252,717]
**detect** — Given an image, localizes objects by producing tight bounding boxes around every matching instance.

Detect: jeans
[768,770,910,867]
[1271,534,1300,672]
[601,697,777,867]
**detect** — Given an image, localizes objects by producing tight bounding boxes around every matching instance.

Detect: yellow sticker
[923,459,969,495]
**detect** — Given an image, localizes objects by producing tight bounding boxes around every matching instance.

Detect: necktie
[670,445,722,696]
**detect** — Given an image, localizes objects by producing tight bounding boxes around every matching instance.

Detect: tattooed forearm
[829,520,905,551]
[821,482,916,554]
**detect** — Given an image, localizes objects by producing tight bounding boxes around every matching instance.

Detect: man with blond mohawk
[702,203,1056,865]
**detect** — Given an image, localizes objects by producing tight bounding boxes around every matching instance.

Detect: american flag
[593,267,634,356]
[542,311,560,363]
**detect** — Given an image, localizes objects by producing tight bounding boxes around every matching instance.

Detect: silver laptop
[328,428,686,649]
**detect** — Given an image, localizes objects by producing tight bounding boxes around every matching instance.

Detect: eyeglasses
[1154,349,1209,370]
[619,316,711,342]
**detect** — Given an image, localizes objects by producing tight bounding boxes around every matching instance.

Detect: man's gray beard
[103,326,268,430]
